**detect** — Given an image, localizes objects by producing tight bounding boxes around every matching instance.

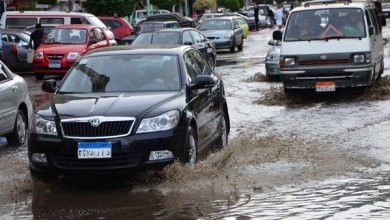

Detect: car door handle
[11,86,17,92]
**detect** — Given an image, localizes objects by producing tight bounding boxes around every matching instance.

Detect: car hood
[201,30,233,38]
[38,44,87,54]
[38,92,181,120]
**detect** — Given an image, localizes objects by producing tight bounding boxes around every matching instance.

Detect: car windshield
[199,19,232,30]
[44,28,87,44]
[285,8,366,41]
[133,32,180,44]
[59,55,181,93]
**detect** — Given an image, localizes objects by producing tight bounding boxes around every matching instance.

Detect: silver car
[265,39,281,80]
[0,61,32,146]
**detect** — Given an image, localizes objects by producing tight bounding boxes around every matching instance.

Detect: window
[0,64,9,82]
[182,31,193,44]
[71,17,89,24]
[190,50,212,76]
[6,18,37,29]
[368,9,380,33]
[102,19,122,30]
[40,18,64,24]
[190,30,201,43]
[95,28,104,41]
[2,34,21,43]
[183,51,198,84]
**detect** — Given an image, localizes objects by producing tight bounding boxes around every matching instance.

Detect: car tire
[216,112,228,149]
[6,109,28,147]
[182,127,198,166]
[230,41,236,53]
[35,73,44,80]
[378,59,384,80]
[237,37,244,51]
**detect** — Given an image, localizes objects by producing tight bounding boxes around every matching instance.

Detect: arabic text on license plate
[316,81,336,92]
[78,142,112,159]
[48,61,61,68]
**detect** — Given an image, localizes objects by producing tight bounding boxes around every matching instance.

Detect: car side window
[190,30,202,43]
[0,64,9,82]
[190,50,212,76]
[365,10,374,34]
[369,9,380,33]
[183,51,199,84]
[197,31,207,43]
[182,31,193,44]
[90,30,97,42]
[233,20,239,28]
[95,28,104,41]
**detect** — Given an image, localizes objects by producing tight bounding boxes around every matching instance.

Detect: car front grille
[47,54,64,60]
[299,59,349,66]
[61,117,135,138]
[51,153,141,169]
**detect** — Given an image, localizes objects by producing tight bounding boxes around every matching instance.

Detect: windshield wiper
[322,35,345,41]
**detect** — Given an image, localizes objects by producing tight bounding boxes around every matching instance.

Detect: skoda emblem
[89,118,101,127]
[320,55,327,60]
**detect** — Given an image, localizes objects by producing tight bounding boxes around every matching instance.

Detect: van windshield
[284,8,366,41]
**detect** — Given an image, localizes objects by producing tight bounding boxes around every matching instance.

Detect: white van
[0,11,117,45]
[273,0,384,92]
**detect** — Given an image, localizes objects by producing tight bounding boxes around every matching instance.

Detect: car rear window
[59,55,181,93]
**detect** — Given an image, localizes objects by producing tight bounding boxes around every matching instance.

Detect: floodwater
[1,28,390,219]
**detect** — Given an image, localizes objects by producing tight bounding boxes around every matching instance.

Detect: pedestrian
[275,5,284,29]
[254,5,260,31]
[266,8,275,28]
[28,23,44,50]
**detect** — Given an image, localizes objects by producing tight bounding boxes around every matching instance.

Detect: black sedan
[132,28,217,69]
[28,45,230,177]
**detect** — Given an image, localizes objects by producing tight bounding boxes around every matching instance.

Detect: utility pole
[147,0,150,16]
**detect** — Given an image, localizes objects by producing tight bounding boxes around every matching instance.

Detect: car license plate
[316,82,336,92]
[77,142,112,159]
[48,61,61,68]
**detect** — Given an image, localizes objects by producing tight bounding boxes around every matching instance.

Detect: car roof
[55,24,97,29]
[86,44,191,57]
[3,11,95,17]
[151,27,196,32]
[203,17,235,21]
[295,0,369,11]
[140,20,179,24]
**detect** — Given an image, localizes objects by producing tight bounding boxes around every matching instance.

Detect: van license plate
[77,142,112,159]
[48,61,61,68]
[316,82,336,92]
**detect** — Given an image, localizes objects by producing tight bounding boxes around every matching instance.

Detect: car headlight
[34,51,43,59]
[33,114,57,135]
[67,52,81,60]
[284,57,296,66]
[137,110,180,134]
[353,54,370,63]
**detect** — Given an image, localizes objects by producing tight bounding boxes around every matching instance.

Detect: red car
[98,16,132,42]
[33,24,110,79]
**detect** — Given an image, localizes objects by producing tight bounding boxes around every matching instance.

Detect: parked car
[28,45,230,177]
[132,28,217,69]
[240,6,269,28]
[274,0,384,93]
[120,20,180,45]
[0,60,32,146]
[32,24,110,80]
[198,17,243,53]
[131,9,171,26]
[0,29,31,71]
[199,13,255,31]
[382,2,390,18]
[0,11,117,46]
[98,16,132,42]
[144,13,196,28]
[265,39,281,79]
[23,24,59,36]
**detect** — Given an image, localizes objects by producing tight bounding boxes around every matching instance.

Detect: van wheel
[6,109,28,146]
[378,60,384,79]
[237,38,244,51]
[35,73,44,80]
[230,41,236,53]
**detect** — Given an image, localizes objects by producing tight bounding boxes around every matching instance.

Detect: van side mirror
[273,30,283,41]
[369,26,374,36]
[41,79,57,93]
[234,25,240,29]
[268,40,281,46]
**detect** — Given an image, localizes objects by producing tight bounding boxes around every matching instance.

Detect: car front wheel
[182,127,198,166]
[216,112,228,149]
[237,37,243,51]
[6,109,28,146]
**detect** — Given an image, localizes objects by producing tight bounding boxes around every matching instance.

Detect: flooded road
[1,27,390,219]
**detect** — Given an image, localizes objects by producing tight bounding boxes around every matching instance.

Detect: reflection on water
[0,171,389,219]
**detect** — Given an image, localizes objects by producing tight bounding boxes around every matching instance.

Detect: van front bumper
[280,65,373,89]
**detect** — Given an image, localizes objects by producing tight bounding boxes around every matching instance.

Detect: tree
[221,0,240,12]
[151,0,184,10]
[193,0,216,13]
[84,0,140,17]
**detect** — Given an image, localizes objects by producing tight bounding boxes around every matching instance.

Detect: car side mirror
[41,79,57,93]
[268,39,281,46]
[184,41,193,46]
[273,30,283,41]
[369,26,374,36]
[22,42,29,48]
[234,25,240,29]
[191,75,215,90]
